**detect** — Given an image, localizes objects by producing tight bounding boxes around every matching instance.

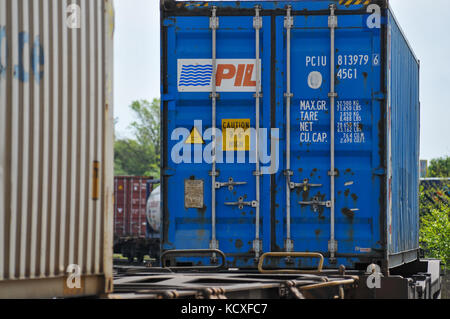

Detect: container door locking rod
[284,6,294,253]
[253,5,262,261]
[209,6,219,259]
[328,4,338,263]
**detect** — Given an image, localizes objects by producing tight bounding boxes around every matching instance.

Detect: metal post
[328,4,338,263]
[253,5,262,261]
[284,6,294,253]
[209,7,219,254]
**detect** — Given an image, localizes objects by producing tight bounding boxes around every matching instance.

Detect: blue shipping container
[160,0,420,271]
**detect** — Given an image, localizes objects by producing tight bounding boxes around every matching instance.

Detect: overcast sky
[113,0,450,161]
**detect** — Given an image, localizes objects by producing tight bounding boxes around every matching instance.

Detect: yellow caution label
[185,127,205,144]
[222,119,251,151]
[339,0,371,5]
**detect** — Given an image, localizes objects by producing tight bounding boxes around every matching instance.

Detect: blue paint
[161,1,420,270]
[15,32,29,82]
[0,29,46,83]
[0,26,7,77]
[31,36,44,83]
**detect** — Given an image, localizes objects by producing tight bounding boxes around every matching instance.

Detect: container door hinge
[162,167,176,177]
[373,168,386,176]
[162,94,175,102]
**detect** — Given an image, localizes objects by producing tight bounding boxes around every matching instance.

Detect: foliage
[420,180,450,217]
[427,156,450,178]
[419,177,450,268]
[129,99,161,158]
[419,205,450,268]
[114,99,160,179]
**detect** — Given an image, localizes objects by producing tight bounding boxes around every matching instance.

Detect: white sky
[113,0,450,160]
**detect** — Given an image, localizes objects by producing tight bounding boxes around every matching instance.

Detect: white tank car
[146,185,161,233]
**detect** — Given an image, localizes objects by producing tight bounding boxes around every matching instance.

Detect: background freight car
[0,0,114,298]
[161,0,426,271]
[113,176,160,262]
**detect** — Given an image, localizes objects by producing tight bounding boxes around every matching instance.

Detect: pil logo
[216,63,256,87]
[177,59,261,93]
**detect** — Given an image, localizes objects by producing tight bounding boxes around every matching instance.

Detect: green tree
[114,99,161,178]
[419,205,450,268]
[114,138,159,177]
[427,156,450,178]
[130,99,161,158]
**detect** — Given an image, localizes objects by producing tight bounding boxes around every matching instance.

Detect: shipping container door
[275,10,384,268]
[129,178,147,238]
[164,13,272,267]
[114,177,127,237]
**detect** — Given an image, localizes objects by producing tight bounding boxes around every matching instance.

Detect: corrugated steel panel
[161,1,420,270]
[387,8,420,264]
[0,0,114,298]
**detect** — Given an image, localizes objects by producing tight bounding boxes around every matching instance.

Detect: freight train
[113,177,160,263]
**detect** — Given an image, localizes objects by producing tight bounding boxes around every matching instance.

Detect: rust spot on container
[235,239,243,249]
[344,189,350,197]
[197,205,207,215]
[197,229,205,237]
[358,123,363,131]
[342,208,355,220]
[351,193,358,201]
[315,229,321,237]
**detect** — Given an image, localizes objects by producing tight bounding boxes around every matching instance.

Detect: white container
[0,0,114,298]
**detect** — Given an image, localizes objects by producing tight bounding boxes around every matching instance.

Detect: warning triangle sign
[185,127,204,144]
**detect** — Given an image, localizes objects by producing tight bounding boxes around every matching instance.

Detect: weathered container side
[386,8,420,267]
[0,0,115,298]
[160,0,420,271]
